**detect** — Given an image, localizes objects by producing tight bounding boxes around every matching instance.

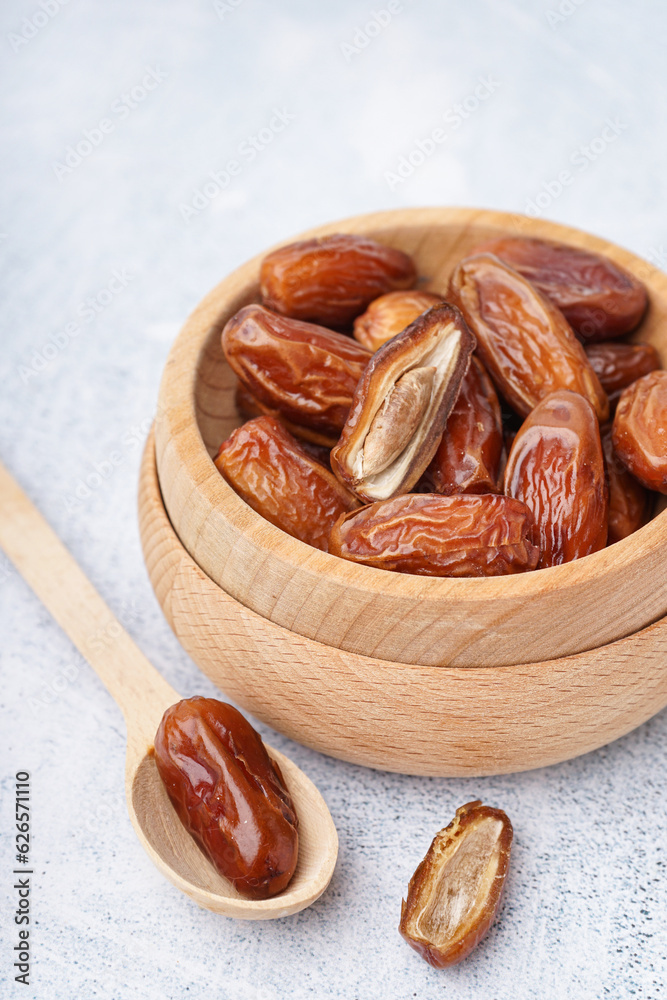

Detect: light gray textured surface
[1,1,667,997]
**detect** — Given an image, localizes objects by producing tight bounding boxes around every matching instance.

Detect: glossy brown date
[352,290,443,351]
[399,801,513,969]
[449,254,609,421]
[601,424,648,545]
[329,493,539,577]
[612,370,667,494]
[154,697,299,900]
[504,390,608,567]
[215,416,358,550]
[222,304,371,443]
[420,357,503,495]
[585,341,660,411]
[260,233,416,327]
[473,235,647,341]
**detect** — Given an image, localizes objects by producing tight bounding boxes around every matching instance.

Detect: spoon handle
[0,460,177,736]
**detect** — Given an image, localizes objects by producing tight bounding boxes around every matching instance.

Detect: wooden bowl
[154,207,667,669]
[143,207,667,775]
[139,427,667,776]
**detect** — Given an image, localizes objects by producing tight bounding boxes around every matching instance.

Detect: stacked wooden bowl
[138,207,667,776]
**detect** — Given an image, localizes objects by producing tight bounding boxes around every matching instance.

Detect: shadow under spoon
[0,459,338,919]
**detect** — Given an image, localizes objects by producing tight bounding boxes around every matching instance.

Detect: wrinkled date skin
[353,290,443,351]
[420,357,503,495]
[474,235,647,341]
[612,370,667,494]
[399,801,513,969]
[260,233,416,328]
[329,493,539,577]
[504,390,608,568]
[586,341,660,411]
[222,304,371,444]
[154,697,299,900]
[331,304,475,502]
[449,254,609,421]
[601,424,648,545]
[215,416,358,550]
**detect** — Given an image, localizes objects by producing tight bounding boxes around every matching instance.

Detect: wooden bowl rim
[156,206,667,607]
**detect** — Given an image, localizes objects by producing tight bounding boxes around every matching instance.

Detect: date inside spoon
[0,460,338,919]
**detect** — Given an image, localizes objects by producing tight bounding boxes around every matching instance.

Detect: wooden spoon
[0,460,338,919]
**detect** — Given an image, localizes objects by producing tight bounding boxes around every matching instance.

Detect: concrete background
[1,1,666,997]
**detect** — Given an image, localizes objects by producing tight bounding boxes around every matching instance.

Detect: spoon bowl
[127,742,338,918]
[0,459,338,919]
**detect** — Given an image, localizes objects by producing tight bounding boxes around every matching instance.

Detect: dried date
[504,390,608,567]
[353,290,443,351]
[399,801,513,969]
[215,416,358,550]
[585,341,660,411]
[449,253,609,421]
[329,493,539,576]
[601,424,648,544]
[331,303,475,502]
[420,357,503,495]
[612,370,667,494]
[222,304,371,444]
[260,233,416,327]
[473,235,647,340]
[154,697,299,900]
